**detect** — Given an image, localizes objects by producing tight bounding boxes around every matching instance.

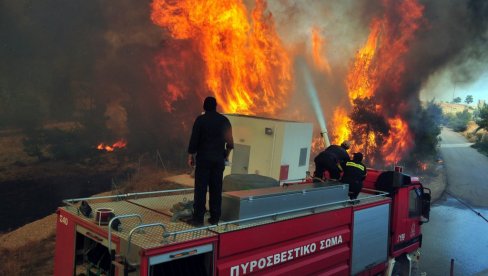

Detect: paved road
[421,128,488,276]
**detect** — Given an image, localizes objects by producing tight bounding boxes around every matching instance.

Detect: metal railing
[62,188,194,211]
[64,186,389,244]
[162,188,390,241]
[108,214,143,254]
[127,223,168,257]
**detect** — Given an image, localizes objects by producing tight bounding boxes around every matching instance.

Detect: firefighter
[187,96,234,226]
[341,152,367,201]
[313,141,351,181]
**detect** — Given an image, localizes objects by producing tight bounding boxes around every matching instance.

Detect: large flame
[332,0,422,166]
[150,0,424,166]
[151,0,291,115]
[346,19,381,103]
[381,117,412,164]
[311,27,331,74]
[331,107,351,145]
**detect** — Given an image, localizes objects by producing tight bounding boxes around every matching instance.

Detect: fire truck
[54,115,431,276]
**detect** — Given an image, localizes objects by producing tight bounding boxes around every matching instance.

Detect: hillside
[438,102,476,114]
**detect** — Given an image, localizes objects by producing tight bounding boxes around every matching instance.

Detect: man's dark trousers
[193,159,225,222]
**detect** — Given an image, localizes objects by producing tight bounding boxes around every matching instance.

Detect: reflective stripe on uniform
[345,161,365,171]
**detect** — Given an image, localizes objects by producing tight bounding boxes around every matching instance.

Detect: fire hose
[445,191,488,223]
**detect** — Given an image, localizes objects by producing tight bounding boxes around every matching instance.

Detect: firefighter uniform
[341,153,367,200]
[314,142,350,180]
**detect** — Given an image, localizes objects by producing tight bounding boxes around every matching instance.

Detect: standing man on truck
[341,152,367,201]
[187,96,234,226]
[313,141,351,181]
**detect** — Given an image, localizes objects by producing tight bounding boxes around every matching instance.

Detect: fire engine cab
[54,115,431,276]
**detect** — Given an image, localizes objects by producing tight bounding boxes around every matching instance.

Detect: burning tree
[331,0,422,168]
[348,97,389,166]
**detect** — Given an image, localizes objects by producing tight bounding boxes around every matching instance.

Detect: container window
[299,147,307,167]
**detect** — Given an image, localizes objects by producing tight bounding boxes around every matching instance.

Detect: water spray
[300,60,330,147]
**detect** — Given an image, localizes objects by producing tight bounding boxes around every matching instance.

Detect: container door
[231,144,250,174]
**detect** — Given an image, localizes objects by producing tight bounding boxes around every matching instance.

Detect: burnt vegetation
[0,0,193,172]
[348,97,390,164]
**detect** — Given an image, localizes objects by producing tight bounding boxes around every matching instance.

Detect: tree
[411,100,443,157]
[465,95,474,105]
[475,104,488,132]
[452,97,462,103]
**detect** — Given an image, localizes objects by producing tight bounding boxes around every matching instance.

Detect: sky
[421,68,488,105]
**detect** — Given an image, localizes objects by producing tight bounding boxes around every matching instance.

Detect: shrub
[445,109,471,132]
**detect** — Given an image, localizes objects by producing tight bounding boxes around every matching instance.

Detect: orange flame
[151,0,291,115]
[311,136,326,156]
[311,27,331,74]
[381,117,413,164]
[97,139,127,152]
[346,19,381,103]
[332,0,423,166]
[331,107,351,144]
[418,161,428,171]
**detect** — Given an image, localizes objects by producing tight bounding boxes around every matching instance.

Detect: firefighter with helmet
[341,152,367,201]
[313,141,351,181]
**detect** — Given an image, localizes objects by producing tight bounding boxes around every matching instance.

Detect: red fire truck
[54,115,430,275]
[54,167,430,276]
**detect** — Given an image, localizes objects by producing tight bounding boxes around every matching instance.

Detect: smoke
[105,100,128,138]
[2,0,488,167]
[410,0,488,100]
[272,0,487,108]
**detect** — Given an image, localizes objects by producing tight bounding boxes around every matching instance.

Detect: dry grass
[0,234,55,276]
[119,164,186,193]
[463,121,486,141]
[0,133,39,179]
[460,121,488,157]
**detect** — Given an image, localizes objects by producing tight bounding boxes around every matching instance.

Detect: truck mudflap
[386,249,422,276]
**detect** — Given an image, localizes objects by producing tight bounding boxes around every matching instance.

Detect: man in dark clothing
[187,96,234,226]
[313,141,351,181]
[341,152,367,200]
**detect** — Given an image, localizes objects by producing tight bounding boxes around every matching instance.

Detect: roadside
[421,127,488,275]
[422,165,446,203]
